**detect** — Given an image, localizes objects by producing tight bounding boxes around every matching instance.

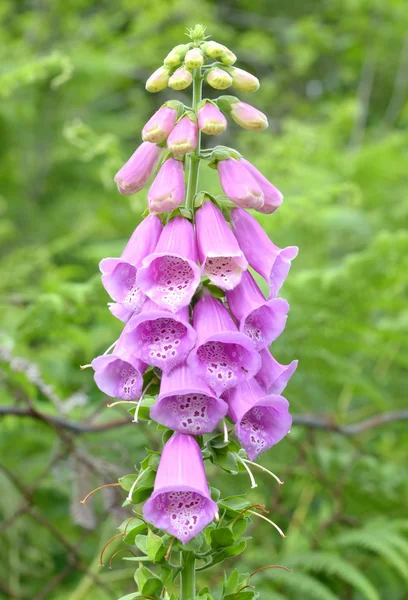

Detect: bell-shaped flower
[142,102,182,144]
[217,158,264,210]
[196,200,247,290]
[167,115,198,156]
[239,158,283,214]
[143,433,218,543]
[231,208,298,298]
[114,142,162,195]
[226,270,289,350]
[136,216,201,313]
[123,299,196,374]
[223,378,292,460]
[91,334,147,401]
[108,302,135,323]
[100,214,163,311]
[256,349,298,395]
[217,96,268,131]
[197,102,227,136]
[147,158,185,213]
[150,363,228,434]
[188,291,261,395]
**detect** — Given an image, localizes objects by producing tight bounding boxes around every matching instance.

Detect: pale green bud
[226,67,260,92]
[163,44,189,67]
[184,47,204,69]
[146,66,170,93]
[202,41,237,65]
[168,67,193,91]
[206,67,233,90]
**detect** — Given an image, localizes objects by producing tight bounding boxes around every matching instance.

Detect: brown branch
[1,405,408,436]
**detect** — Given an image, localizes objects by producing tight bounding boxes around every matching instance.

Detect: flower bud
[206,67,233,90]
[184,47,204,69]
[197,102,227,135]
[114,141,162,195]
[217,95,268,131]
[145,66,170,93]
[142,101,182,144]
[202,41,237,65]
[217,157,264,210]
[228,67,260,92]
[147,157,185,213]
[163,44,189,67]
[167,115,198,156]
[168,67,193,91]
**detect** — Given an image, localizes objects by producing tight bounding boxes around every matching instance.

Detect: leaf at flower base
[223,568,240,595]
[224,539,247,557]
[208,433,240,451]
[135,534,148,555]
[223,593,259,600]
[119,469,155,504]
[123,522,148,544]
[196,587,214,600]
[117,594,140,600]
[147,528,166,562]
[127,396,156,421]
[134,564,162,597]
[210,527,235,549]
[219,496,253,515]
[210,486,221,502]
[181,531,206,553]
[231,518,249,540]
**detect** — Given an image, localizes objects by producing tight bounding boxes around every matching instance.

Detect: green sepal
[206,145,242,169]
[134,564,162,598]
[135,533,148,555]
[218,496,253,515]
[119,468,155,504]
[216,95,239,113]
[210,527,235,549]
[147,528,167,562]
[165,99,185,118]
[118,518,147,544]
[127,395,156,422]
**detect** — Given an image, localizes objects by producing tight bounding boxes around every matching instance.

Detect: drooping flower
[255,349,298,395]
[226,270,289,350]
[168,67,193,91]
[107,302,135,323]
[231,208,298,297]
[100,214,163,311]
[239,158,283,214]
[188,290,261,395]
[184,47,204,68]
[123,299,196,374]
[150,362,228,434]
[217,158,264,210]
[223,378,292,460]
[142,102,182,144]
[206,68,233,90]
[228,67,260,92]
[145,66,171,93]
[167,115,198,156]
[202,41,236,65]
[143,433,218,543]
[91,335,147,401]
[147,158,185,213]
[195,200,247,290]
[164,44,189,67]
[217,95,268,131]
[197,102,227,136]
[136,216,201,313]
[114,142,162,195]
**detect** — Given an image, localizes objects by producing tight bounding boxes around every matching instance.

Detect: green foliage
[1,0,408,599]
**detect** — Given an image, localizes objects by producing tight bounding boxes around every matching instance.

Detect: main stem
[180,550,196,600]
[185,68,203,216]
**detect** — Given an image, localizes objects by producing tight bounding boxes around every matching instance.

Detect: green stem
[185,68,203,216]
[180,550,196,600]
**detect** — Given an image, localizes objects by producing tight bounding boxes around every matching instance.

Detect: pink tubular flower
[240,158,283,214]
[142,104,180,144]
[114,142,162,195]
[197,103,227,136]
[217,158,264,210]
[167,116,198,156]
[122,299,196,374]
[231,208,298,297]
[148,158,185,213]
[91,335,147,401]
[226,270,289,351]
[195,201,247,290]
[256,349,298,395]
[188,290,261,395]
[150,363,228,434]
[217,96,268,131]
[108,302,135,323]
[143,433,218,543]
[136,216,201,313]
[99,214,163,311]
[223,378,292,460]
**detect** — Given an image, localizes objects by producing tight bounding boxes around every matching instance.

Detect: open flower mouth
[237,402,291,461]
[243,301,288,351]
[195,340,255,394]
[127,316,193,373]
[101,261,145,311]
[94,358,143,401]
[145,490,215,543]
[204,256,244,290]
[138,254,199,312]
[151,392,227,434]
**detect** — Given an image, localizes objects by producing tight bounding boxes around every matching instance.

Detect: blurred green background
[1,0,408,599]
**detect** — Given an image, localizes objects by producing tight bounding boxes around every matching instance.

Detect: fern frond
[268,571,338,600]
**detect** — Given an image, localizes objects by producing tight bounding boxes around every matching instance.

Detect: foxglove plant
[84,25,298,600]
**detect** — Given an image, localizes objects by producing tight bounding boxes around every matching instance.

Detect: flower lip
[123,301,196,374]
[255,349,298,395]
[100,260,145,311]
[91,351,146,401]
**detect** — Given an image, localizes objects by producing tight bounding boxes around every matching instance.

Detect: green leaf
[135,534,148,555]
[231,518,248,540]
[210,527,235,549]
[147,529,166,562]
[223,568,240,594]
[219,496,252,514]
[127,396,156,421]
